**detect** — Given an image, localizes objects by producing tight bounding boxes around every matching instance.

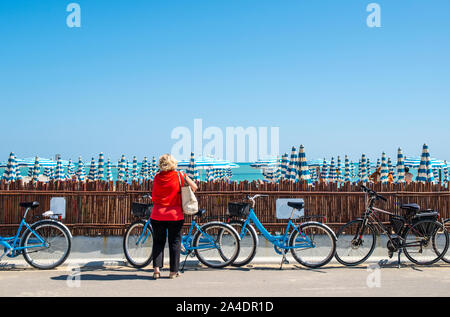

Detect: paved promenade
[1,261,449,297]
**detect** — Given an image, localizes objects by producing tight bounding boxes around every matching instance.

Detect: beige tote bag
[177,171,198,215]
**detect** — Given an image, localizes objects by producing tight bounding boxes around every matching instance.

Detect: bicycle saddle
[400,203,420,211]
[195,209,207,218]
[19,201,40,209]
[287,202,304,210]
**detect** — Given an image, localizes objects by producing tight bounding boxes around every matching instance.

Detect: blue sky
[1,0,449,163]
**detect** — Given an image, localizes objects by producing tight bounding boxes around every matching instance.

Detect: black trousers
[150,219,184,272]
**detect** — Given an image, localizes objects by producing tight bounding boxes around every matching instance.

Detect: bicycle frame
[240,208,314,251]
[0,210,48,257]
[136,218,224,256]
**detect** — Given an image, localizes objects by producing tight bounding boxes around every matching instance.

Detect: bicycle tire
[402,219,449,266]
[335,219,377,266]
[441,219,450,263]
[228,220,258,267]
[289,222,336,268]
[123,220,153,268]
[21,220,72,270]
[193,222,240,269]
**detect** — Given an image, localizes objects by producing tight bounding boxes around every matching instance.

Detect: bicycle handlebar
[246,194,269,207]
[360,185,387,202]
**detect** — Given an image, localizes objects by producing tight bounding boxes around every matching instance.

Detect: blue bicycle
[227,194,336,269]
[123,196,241,269]
[0,201,72,269]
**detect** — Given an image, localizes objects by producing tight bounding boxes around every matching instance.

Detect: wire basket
[227,202,250,217]
[131,202,153,218]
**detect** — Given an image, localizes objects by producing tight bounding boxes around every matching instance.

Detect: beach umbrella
[66,159,75,180]
[140,157,148,180]
[337,156,343,183]
[380,152,388,183]
[124,160,130,180]
[187,152,199,181]
[43,167,53,179]
[2,152,17,182]
[287,146,297,181]
[376,159,381,170]
[151,156,157,180]
[106,159,113,181]
[32,157,41,182]
[366,158,371,178]
[117,155,126,181]
[27,165,34,177]
[321,158,328,182]
[443,161,448,183]
[328,157,336,182]
[433,168,439,184]
[280,153,288,179]
[131,156,138,181]
[76,157,86,181]
[360,154,368,182]
[298,145,311,184]
[344,155,351,182]
[388,157,394,176]
[404,156,421,168]
[87,157,97,181]
[54,157,65,181]
[397,148,405,183]
[16,167,22,180]
[97,153,105,180]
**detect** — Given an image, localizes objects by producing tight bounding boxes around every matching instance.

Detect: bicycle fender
[299,221,337,240]
[201,221,241,241]
[26,219,73,240]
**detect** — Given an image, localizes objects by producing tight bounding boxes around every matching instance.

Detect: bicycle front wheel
[403,220,449,266]
[289,222,336,268]
[21,220,71,270]
[228,220,258,267]
[123,220,153,268]
[441,219,450,263]
[193,222,240,268]
[335,219,377,266]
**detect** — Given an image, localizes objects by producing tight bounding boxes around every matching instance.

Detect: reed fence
[0,179,449,236]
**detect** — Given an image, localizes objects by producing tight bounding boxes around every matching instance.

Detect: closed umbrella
[97,153,105,180]
[106,159,113,181]
[397,148,405,183]
[298,145,311,184]
[344,155,351,182]
[337,156,343,183]
[32,157,41,182]
[140,157,148,180]
[380,152,388,183]
[117,155,126,181]
[280,153,288,179]
[321,158,328,182]
[87,157,97,181]
[287,146,297,181]
[151,156,157,180]
[67,159,75,180]
[328,157,336,182]
[54,157,65,181]
[131,156,138,181]
[360,154,368,182]
[443,161,448,183]
[417,144,431,183]
[2,152,17,182]
[76,157,86,181]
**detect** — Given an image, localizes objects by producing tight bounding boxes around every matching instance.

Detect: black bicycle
[335,185,449,267]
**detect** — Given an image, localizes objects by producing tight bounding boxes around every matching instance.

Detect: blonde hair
[159,154,178,172]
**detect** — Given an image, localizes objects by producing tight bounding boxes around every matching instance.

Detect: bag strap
[176,171,187,190]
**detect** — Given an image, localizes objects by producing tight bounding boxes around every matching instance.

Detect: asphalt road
[0,261,449,297]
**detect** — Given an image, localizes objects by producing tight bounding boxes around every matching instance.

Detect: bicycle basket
[131,202,153,218]
[227,202,250,217]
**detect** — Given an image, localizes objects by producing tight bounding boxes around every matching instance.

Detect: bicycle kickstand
[279,250,289,270]
[180,252,190,273]
[396,249,402,269]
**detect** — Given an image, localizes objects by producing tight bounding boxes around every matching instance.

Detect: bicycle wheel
[335,219,377,266]
[21,220,71,270]
[441,219,450,263]
[403,219,449,265]
[123,220,153,268]
[228,220,258,267]
[289,222,336,268]
[193,222,240,268]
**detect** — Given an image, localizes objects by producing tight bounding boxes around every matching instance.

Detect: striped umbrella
[124,160,130,180]
[443,161,448,183]
[397,148,405,183]
[97,153,105,180]
[417,144,431,183]
[27,165,34,177]
[87,157,97,181]
[117,155,126,181]
[380,152,388,183]
[32,157,41,182]
[16,166,22,180]
[337,156,343,182]
[151,156,157,180]
[328,157,336,182]
[106,159,113,181]
[140,157,148,180]
[67,159,75,180]
[76,157,86,181]
[388,157,394,177]
[298,145,311,184]
[366,158,371,178]
[131,156,138,181]
[2,152,17,182]
[360,154,368,182]
[344,155,351,182]
[287,146,297,181]
[425,146,434,183]
[43,167,53,179]
[280,153,288,179]
[433,168,439,184]
[54,157,65,181]
[376,158,381,170]
[321,158,328,182]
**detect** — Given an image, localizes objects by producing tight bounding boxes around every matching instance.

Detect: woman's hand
[184,175,198,192]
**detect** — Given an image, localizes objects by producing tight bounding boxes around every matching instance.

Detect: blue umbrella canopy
[131,156,138,181]
[76,157,86,181]
[106,158,113,181]
[117,155,126,181]
[66,159,75,180]
[32,157,41,182]
[140,157,149,180]
[380,152,388,183]
[298,145,311,184]
[2,152,17,182]
[43,167,53,179]
[321,158,328,182]
[328,157,336,182]
[151,156,157,180]
[87,157,97,181]
[337,156,343,182]
[360,154,368,182]
[444,161,449,183]
[280,153,288,179]
[97,153,105,180]
[397,148,405,183]
[287,146,297,181]
[344,155,351,182]
[54,157,65,181]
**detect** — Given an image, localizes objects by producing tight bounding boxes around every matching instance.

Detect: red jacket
[151,170,185,221]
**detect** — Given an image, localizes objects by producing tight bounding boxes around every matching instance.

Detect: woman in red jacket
[151,154,198,279]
